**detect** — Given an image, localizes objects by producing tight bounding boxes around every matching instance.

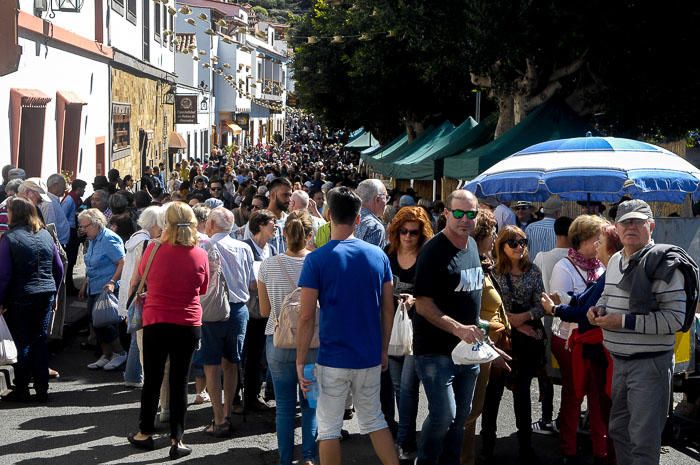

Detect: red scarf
[63,191,82,210]
[568,248,603,283]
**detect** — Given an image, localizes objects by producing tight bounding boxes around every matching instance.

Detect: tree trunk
[495,95,515,138]
[404,120,425,142]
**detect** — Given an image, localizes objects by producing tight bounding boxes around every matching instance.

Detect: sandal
[204,420,231,438]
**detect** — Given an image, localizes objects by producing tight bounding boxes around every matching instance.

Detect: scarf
[63,191,82,210]
[568,248,603,283]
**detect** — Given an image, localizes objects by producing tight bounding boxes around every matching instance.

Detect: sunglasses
[210,187,222,191]
[505,238,528,249]
[448,208,478,220]
[399,228,420,237]
[251,205,263,210]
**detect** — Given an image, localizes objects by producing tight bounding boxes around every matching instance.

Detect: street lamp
[201,97,208,111]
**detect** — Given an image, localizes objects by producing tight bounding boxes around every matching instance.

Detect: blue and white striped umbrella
[464,136,700,203]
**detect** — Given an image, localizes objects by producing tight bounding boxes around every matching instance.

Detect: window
[127,0,136,24]
[154,3,161,43]
[112,0,124,16]
[142,0,150,61]
[162,5,167,44]
[112,103,131,152]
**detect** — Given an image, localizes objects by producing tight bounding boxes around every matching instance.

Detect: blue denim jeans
[389,355,420,450]
[124,330,143,384]
[265,336,318,465]
[415,355,480,465]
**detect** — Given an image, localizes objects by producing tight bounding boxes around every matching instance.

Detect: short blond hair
[162,202,198,247]
[78,208,107,229]
[568,215,608,250]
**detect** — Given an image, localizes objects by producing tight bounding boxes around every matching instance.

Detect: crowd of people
[0,110,697,465]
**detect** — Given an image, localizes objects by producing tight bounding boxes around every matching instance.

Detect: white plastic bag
[388,302,413,357]
[451,340,499,365]
[92,290,121,328]
[0,315,18,365]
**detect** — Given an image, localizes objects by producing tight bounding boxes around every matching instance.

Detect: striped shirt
[525,217,556,261]
[259,254,307,335]
[596,247,686,357]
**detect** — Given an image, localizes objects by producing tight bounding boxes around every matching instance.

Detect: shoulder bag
[200,243,231,323]
[126,242,160,332]
[273,255,320,349]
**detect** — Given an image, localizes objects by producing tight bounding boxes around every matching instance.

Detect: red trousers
[552,336,612,458]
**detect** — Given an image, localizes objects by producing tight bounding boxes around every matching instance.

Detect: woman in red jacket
[127,202,209,460]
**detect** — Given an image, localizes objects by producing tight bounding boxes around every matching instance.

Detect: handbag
[200,243,231,323]
[126,242,160,332]
[92,290,121,328]
[273,255,320,349]
[388,301,413,356]
[0,315,18,365]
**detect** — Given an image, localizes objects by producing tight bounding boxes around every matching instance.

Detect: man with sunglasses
[208,178,233,209]
[588,199,694,465]
[412,189,486,465]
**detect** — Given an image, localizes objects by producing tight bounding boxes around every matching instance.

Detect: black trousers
[242,317,268,407]
[481,337,545,451]
[139,323,200,440]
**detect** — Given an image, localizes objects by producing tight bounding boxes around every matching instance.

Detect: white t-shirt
[533,247,569,294]
[549,257,604,339]
[259,254,307,335]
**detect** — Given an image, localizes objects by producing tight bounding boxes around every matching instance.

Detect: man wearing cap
[513,200,536,229]
[588,199,689,465]
[525,196,563,261]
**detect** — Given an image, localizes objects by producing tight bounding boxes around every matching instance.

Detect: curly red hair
[386,206,434,255]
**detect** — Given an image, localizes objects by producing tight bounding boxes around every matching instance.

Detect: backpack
[272,255,320,349]
[200,242,231,323]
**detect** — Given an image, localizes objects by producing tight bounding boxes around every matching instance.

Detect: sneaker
[87,355,110,370]
[103,352,128,371]
[532,419,557,435]
[398,446,417,461]
[194,391,210,404]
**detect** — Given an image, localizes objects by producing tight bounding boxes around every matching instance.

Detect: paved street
[1,334,699,465]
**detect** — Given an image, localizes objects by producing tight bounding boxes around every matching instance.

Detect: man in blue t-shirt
[297,186,399,465]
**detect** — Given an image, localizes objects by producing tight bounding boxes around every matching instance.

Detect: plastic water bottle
[478,319,490,336]
[303,363,319,408]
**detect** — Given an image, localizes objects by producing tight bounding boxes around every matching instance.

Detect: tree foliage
[291,0,478,142]
[293,0,700,141]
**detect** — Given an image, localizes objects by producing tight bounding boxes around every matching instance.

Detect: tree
[292,0,479,142]
[465,0,700,139]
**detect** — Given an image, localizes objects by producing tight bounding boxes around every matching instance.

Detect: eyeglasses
[447,208,478,220]
[618,218,648,228]
[505,238,528,249]
[210,187,222,191]
[399,228,420,237]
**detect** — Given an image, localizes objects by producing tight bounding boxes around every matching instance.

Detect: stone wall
[110,67,174,180]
